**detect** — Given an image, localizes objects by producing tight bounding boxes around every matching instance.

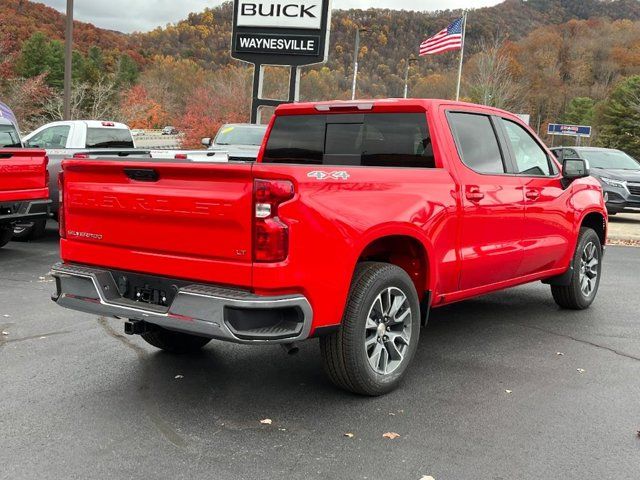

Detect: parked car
[200,123,267,161]
[162,126,179,136]
[0,114,50,248]
[552,147,640,214]
[51,99,607,396]
[16,121,135,240]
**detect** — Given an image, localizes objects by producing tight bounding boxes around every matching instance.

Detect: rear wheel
[141,326,211,354]
[551,227,602,310]
[0,226,12,248]
[320,262,421,396]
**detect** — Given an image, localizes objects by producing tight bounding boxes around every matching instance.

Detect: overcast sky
[36,0,502,33]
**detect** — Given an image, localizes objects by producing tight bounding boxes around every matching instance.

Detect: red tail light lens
[253,179,294,263]
[58,171,65,239]
[73,153,90,159]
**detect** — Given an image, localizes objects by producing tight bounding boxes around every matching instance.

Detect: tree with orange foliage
[119,84,168,129]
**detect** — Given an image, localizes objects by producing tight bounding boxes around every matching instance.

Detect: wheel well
[581,212,606,246]
[358,235,429,299]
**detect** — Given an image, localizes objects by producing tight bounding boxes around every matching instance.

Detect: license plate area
[110,270,191,307]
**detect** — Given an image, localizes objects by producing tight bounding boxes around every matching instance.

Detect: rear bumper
[50,262,313,344]
[0,199,51,225]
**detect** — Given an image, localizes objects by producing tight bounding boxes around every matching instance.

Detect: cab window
[27,125,70,149]
[501,119,553,176]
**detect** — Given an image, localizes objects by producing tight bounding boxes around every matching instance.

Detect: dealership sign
[547,123,592,138]
[232,0,332,66]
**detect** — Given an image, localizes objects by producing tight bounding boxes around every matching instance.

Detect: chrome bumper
[50,263,313,344]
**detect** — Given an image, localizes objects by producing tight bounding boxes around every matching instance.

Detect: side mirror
[201,137,212,147]
[563,158,590,180]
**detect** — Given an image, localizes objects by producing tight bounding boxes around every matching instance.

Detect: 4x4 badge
[308,171,350,181]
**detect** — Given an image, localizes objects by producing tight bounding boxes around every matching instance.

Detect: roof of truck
[275,98,520,119]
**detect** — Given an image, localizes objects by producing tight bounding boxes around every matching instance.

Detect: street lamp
[351,27,368,101]
[403,56,418,99]
[63,0,74,120]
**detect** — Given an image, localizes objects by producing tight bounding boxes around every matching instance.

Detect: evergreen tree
[597,76,640,157]
[116,54,139,86]
[15,32,50,79]
[562,97,595,126]
[46,40,65,88]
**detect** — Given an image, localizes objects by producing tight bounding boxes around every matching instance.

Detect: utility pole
[63,0,74,120]
[351,28,367,101]
[403,56,417,99]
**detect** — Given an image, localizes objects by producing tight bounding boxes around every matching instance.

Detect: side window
[28,126,70,149]
[552,149,563,161]
[564,148,578,159]
[501,119,552,176]
[448,112,505,174]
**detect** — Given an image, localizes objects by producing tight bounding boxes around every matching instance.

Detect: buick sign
[232,0,332,67]
[237,0,323,29]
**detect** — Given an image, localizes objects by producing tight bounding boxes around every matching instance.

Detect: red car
[51,99,607,395]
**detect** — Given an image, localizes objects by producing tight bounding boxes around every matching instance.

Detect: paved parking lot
[1,224,639,480]
[609,213,640,242]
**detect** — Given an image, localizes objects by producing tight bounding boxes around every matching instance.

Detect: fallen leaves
[174,375,184,379]
[505,390,513,394]
[382,432,401,440]
[577,368,586,374]
[420,476,436,480]
[344,432,355,438]
[556,352,565,356]
[1,331,8,336]
[260,419,273,425]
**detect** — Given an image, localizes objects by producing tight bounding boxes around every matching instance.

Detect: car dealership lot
[1,225,639,480]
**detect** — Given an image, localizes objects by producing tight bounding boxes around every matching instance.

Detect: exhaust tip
[281,343,300,356]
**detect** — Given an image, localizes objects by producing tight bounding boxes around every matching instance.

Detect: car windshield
[580,150,640,170]
[0,124,21,148]
[214,125,266,146]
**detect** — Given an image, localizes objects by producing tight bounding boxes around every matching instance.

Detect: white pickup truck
[15,121,136,240]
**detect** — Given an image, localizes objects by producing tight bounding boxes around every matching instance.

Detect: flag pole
[455,10,468,102]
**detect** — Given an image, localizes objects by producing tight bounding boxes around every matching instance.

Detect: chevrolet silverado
[51,99,607,395]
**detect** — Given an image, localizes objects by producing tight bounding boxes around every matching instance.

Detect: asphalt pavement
[1,224,639,480]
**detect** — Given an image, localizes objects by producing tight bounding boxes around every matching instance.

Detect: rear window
[86,128,134,148]
[263,113,436,168]
[0,124,21,148]
[448,112,505,174]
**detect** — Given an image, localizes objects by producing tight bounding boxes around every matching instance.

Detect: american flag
[0,101,17,125]
[419,17,464,56]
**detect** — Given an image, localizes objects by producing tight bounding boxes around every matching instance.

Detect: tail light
[44,155,50,186]
[253,179,294,263]
[58,171,65,239]
[73,153,90,159]
[174,153,188,160]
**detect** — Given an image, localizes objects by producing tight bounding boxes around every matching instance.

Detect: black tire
[141,327,211,354]
[320,262,421,396]
[552,227,602,310]
[13,219,47,242]
[0,226,12,248]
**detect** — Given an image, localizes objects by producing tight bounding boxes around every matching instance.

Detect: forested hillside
[3,0,640,152]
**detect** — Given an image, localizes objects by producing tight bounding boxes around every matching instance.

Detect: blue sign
[547,123,592,138]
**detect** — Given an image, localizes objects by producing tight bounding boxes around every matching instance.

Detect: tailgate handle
[0,153,13,159]
[124,168,159,182]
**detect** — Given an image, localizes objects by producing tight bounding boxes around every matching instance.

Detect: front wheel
[0,226,13,248]
[320,262,421,396]
[141,326,211,354]
[551,227,603,310]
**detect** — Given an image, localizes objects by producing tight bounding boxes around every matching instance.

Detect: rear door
[0,149,48,202]
[446,110,525,291]
[61,160,254,286]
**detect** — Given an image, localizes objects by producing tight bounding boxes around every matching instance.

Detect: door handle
[124,168,159,182]
[526,190,540,201]
[466,187,485,202]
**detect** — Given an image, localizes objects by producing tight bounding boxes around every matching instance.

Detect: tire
[0,226,12,248]
[141,327,211,354]
[13,219,47,241]
[551,227,602,310]
[320,262,421,396]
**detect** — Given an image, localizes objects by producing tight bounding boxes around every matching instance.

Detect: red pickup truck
[51,99,607,395]
[0,148,51,248]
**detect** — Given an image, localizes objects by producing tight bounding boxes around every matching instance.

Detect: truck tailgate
[0,149,48,202]
[60,159,254,286]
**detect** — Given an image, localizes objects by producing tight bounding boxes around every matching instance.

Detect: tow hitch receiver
[124,320,157,336]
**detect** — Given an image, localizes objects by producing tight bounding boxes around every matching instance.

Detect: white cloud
[36,0,501,33]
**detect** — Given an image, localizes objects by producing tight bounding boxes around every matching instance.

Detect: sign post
[231,0,333,123]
